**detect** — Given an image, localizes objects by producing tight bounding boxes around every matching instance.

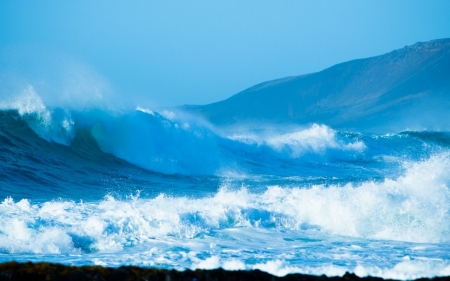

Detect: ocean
[1,90,449,280]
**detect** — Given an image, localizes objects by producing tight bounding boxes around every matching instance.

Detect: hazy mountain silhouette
[183,38,450,132]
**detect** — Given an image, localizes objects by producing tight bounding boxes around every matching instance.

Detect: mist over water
[1,85,450,279]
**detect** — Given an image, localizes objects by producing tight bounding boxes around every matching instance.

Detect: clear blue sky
[1,1,450,107]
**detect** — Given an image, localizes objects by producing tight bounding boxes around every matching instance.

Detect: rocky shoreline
[0,261,449,281]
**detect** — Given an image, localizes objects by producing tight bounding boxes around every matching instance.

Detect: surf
[1,88,450,279]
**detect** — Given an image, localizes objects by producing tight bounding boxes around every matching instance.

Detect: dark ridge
[399,131,450,147]
[2,261,448,281]
[183,38,450,133]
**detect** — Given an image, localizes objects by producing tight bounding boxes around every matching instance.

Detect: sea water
[0,88,449,279]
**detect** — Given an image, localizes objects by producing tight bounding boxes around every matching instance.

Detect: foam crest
[258,154,450,242]
[0,86,74,144]
[0,86,51,123]
[210,153,449,243]
[266,124,365,156]
[228,124,365,158]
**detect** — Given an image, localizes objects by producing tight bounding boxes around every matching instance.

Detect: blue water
[1,90,450,279]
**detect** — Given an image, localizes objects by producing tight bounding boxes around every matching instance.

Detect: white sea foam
[0,152,449,278]
[136,106,155,115]
[265,124,365,156]
[251,259,450,279]
[161,110,177,120]
[1,192,449,280]
[0,153,449,257]
[228,124,365,157]
[0,86,74,144]
[0,86,51,124]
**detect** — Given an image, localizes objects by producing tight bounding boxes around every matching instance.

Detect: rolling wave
[1,89,450,279]
[1,153,449,255]
[1,90,449,197]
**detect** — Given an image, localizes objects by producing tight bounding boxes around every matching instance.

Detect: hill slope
[183,39,450,132]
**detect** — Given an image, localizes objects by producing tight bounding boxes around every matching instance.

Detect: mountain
[182,39,450,132]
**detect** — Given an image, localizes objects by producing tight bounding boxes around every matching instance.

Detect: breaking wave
[1,88,450,279]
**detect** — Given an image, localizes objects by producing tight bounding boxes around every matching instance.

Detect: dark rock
[1,261,449,281]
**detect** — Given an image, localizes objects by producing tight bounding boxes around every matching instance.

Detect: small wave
[400,131,450,147]
[227,124,366,157]
[1,153,448,257]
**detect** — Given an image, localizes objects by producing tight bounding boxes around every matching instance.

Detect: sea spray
[1,91,450,279]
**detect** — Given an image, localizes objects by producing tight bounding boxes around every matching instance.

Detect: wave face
[1,91,450,279]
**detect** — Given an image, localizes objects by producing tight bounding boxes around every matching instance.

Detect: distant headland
[183,38,450,133]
